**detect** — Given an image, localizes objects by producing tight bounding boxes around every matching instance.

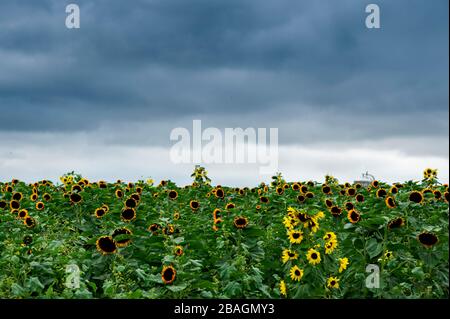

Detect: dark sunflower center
[98,237,116,253]
[419,233,438,246]
[351,211,359,220]
[122,209,135,220]
[295,270,301,276]
[331,280,336,286]
[125,198,136,208]
[409,192,423,203]
[292,232,300,239]
[163,268,175,281]
[311,253,317,259]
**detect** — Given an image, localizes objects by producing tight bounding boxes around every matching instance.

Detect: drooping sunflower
[385,196,396,209]
[282,249,299,264]
[376,189,387,198]
[260,196,269,203]
[417,232,438,248]
[288,229,303,244]
[322,185,332,195]
[371,180,379,188]
[96,236,117,255]
[409,191,424,204]
[190,200,200,210]
[339,257,349,273]
[289,265,304,282]
[148,223,160,234]
[345,202,354,211]
[347,210,361,224]
[23,235,33,246]
[388,217,405,230]
[433,190,442,200]
[347,188,357,196]
[121,208,136,222]
[43,193,51,202]
[168,190,178,200]
[327,276,340,289]
[297,195,306,203]
[161,265,176,284]
[355,194,365,202]
[95,208,107,219]
[112,228,132,247]
[279,280,287,297]
[306,248,321,265]
[35,201,45,211]
[234,216,249,229]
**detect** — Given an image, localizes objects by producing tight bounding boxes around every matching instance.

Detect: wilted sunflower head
[297,195,306,203]
[325,199,334,208]
[96,236,117,255]
[161,265,176,284]
[23,235,33,246]
[330,206,342,217]
[0,200,7,209]
[345,202,354,211]
[225,202,235,210]
[234,216,249,229]
[433,190,442,200]
[371,180,379,188]
[112,228,132,247]
[213,209,221,220]
[347,188,357,196]
[148,223,161,234]
[417,232,438,248]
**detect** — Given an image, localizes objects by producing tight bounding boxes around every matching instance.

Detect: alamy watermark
[365,4,381,29]
[365,264,380,288]
[65,4,80,29]
[65,264,80,289]
[170,120,279,175]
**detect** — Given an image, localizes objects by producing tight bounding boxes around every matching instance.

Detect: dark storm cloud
[0,0,448,142]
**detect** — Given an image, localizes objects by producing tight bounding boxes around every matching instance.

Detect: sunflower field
[0,167,448,299]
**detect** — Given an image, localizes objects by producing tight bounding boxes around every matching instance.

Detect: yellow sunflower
[288,229,303,244]
[339,257,349,273]
[289,265,304,282]
[306,248,321,265]
[282,249,299,264]
[327,276,340,289]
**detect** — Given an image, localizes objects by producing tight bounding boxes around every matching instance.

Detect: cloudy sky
[0,0,448,186]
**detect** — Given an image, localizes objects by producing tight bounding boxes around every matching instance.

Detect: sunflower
[95,208,106,218]
[112,228,132,247]
[327,277,339,289]
[30,194,38,202]
[148,223,160,234]
[125,198,137,209]
[347,188,356,196]
[330,206,342,217]
[282,249,299,264]
[288,229,303,244]
[131,193,141,202]
[96,236,117,254]
[24,216,36,228]
[279,280,287,297]
[69,193,82,204]
[23,235,33,246]
[43,193,51,202]
[121,208,136,222]
[297,195,306,203]
[135,186,143,195]
[323,232,337,242]
[388,217,405,230]
[417,232,438,248]
[35,201,45,211]
[390,186,398,194]
[215,188,225,199]
[12,192,23,201]
[375,189,387,198]
[71,185,83,193]
[0,200,7,209]
[322,185,332,195]
[339,257,349,273]
[344,202,354,211]
[18,209,28,219]
[213,208,221,220]
[173,212,180,220]
[355,194,365,202]
[300,185,308,194]
[276,187,284,195]
[168,190,178,200]
[115,189,124,198]
[289,265,304,282]
[305,192,314,199]
[10,200,20,210]
[371,180,379,188]
[433,190,442,200]
[234,216,249,229]
[306,248,321,265]
[445,192,449,203]
[385,196,396,209]
[225,203,235,210]
[384,250,393,259]
[325,239,338,254]
[161,265,176,284]
[190,200,200,210]
[174,245,183,256]
[260,196,269,203]
[409,191,424,204]
[292,183,300,191]
[347,210,360,224]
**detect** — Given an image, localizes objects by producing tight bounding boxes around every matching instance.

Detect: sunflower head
[327,276,340,289]
[174,245,184,256]
[24,216,36,228]
[234,216,249,229]
[112,228,132,247]
[190,200,200,210]
[161,265,176,284]
[289,265,304,282]
[347,209,361,224]
[409,191,424,204]
[121,208,136,222]
[168,190,178,200]
[35,201,45,211]
[306,248,321,265]
[385,196,396,209]
[279,280,287,297]
[96,236,117,255]
[388,217,405,230]
[417,232,438,248]
[70,192,82,204]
